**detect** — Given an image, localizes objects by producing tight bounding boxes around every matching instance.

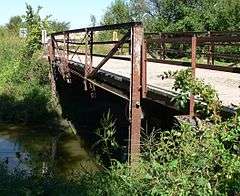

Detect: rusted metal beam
[88,31,130,78]
[141,40,147,99]
[70,69,129,101]
[63,33,71,83]
[52,22,141,36]
[148,37,192,44]
[70,34,87,61]
[190,36,197,118]
[207,32,211,65]
[146,34,240,45]
[92,40,130,45]
[62,46,240,73]
[128,24,143,164]
[56,40,130,45]
[58,49,131,61]
[197,36,240,43]
[48,35,55,63]
[84,30,93,90]
[145,31,240,37]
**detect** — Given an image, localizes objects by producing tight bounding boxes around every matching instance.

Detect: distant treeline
[0,4,70,35]
[100,0,240,32]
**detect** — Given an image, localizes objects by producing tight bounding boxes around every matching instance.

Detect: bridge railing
[48,23,240,163]
[145,31,240,117]
[145,31,240,73]
[48,22,146,164]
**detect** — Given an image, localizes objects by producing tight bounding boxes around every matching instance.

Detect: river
[0,123,98,176]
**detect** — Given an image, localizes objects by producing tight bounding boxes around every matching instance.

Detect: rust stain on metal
[190,36,197,118]
[84,30,93,90]
[141,40,147,99]
[88,31,130,78]
[48,23,240,165]
[128,24,143,164]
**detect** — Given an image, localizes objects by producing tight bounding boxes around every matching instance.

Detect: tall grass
[0,30,56,123]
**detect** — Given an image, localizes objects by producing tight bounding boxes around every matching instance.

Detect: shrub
[160,69,222,122]
[0,28,54,124]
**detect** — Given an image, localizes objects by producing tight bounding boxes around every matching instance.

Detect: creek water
[0,123,98,176]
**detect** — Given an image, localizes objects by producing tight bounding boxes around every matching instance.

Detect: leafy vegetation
[0,4,57,123]
[6,16,22,33]
[4,5,69,37]
[0,1,239,195]
[160,69,221,122]
[101,0,240,32]
[92,111,119,164]
[0,112,239,195]
[100,0,240,60]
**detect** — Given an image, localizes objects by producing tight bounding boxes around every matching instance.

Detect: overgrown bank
[0,30,56,124]
[0,4,58,124]
[0,112,239,195]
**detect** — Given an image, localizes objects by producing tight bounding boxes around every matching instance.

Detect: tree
[48,20,70,32]
[211,0,240,31]
[101,0,131,25]
[90,15,97,27]
[6,16,23,33]
[101,0,240,32]
[22,4,49,59]
[129,0,149,22]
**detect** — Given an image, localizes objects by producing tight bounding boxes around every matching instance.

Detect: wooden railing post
[128,23,144,164]
[190,36,197,118]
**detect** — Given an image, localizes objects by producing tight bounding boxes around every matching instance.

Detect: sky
[0,0,113,29]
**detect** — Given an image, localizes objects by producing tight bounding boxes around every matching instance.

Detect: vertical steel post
[128,24,143,164]
[90,31,93,65]
[207,32,215,66]
[211,40,215,66]
[129,42,131,55]
[162,34,166,60]
[64,33,71,83]
[190,36,197,118]
[66,33,69,59]
[159,33,166,60]
[207,31,211,65]
[141,40,147,99]
[159,33,163,60]
[49,35,55,63]
[84,30,93,90]
[49,35,57,96]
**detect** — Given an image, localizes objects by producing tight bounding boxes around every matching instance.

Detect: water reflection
[0,123,98,176]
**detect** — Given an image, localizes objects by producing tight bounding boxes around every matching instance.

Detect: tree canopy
[5,4,70,35]
[101,0,132,25]
[6,16,22,33]
[48,20,70,32]
[101,0,240,32]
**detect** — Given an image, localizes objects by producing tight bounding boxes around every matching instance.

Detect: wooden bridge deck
[71,55,240,110]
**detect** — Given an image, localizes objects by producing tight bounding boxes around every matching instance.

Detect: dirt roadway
[70,55,240,109]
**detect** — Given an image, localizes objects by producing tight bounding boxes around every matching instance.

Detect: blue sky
[0,0,113,29]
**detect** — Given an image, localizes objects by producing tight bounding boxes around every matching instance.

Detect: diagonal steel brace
[88,31,131,78]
